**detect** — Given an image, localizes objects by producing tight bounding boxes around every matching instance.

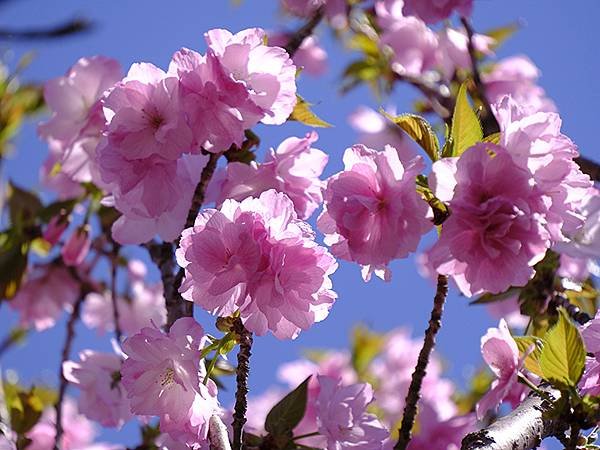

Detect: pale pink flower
[556,188,600,260]
[207,132,328,219]
[318,145,431,282]
[63,350,131,428]
[580,357,600,396]
[557,254,592,282]
[43,214,70,246]
[476,319,528,419]
[205,28,297,125]
[437,27,494,79]
[316,376,388,449]
[407,403,475,450]
[347,106,416,162]
[9,265,79,331]
[26,398,97,450]
[582,311,600,355]
[178,190,338,339]
[484,56,556,113]
[40,139,86,199]
[61,226,91,266]
[429,143,550,296]
[120,318,219,445]
[486,295,529,329]
[282,0,348,29]
[268,32,327,76]
[0,432,16,450]
[402,0,473,24]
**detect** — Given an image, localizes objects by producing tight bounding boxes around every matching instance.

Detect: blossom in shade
[205,28,296,125]
[347,106,416,162]
[120,318,219,445]
[207,132,328,219]
[63,350,131,428]
[268,32,327,76]
[318,145,431,282]
[61,226,91,266]
[9,265,79,331]
[429,143,550,296]
[476,319,528,419]
[436,27,494,79]
[177,190,337,339]
[316,375,388,449]
[402,0,473,24]
[406,403,475,450]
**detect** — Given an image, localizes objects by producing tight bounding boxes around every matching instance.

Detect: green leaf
[482,132,501,145]
[7,181,42,228]
[514,336,544,378]
[445,82,483,157]
[0,235,29,299]
[484,23,519,51]
[265,376,311,437]
[539,308,586,388]
[289,95,332,128]
[382,112,440,161]
[351,325,384,377]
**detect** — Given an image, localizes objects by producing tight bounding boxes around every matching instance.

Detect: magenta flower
[402,0,473,24]
[61,225,91,267]
[476,319,528,419]
[63,350,132,428]
[205,28,296,125]
[177,189,338,339]
[316,375,388,449]
[207,132,328,219]
[429,143,550,296]
[43,213,70,246]
[120,318,219,445]
[9,265,79,331]
[318,145,431,282]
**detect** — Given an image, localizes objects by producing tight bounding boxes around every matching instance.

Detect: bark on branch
[231,318,253,450]
[284,7,324,57]
[209,415,232,450]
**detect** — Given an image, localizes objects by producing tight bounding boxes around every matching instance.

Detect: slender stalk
[231,318,253,450]
[284,7,324,57]
[394,274,449,450]
[293,431,320,441]
[110,242,123,343]
[53,294,85,450]
[183,152,221,232]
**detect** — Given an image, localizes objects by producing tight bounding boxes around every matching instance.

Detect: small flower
[43,213,70,246]
[61,225,91,266]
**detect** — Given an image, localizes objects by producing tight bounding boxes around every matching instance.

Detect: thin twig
[231,318,253,450]
[110,242,123,343]
[53,294,85,450]
[394,274,449,450]
[284,7,324,57]
[460,16,500,136]
[0,17,92,40]
[183,152,221,232]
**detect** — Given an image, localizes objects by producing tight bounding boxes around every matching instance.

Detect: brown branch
[110,242,123,343]
[0,17,92,40]
[394,274,449,449]
[396,73,454,123]
[231,318,253,450]
[284,7,324,57]
[53,293,86,450]
[461,386,564,450]
[183,152,221,232]
[576,156,600,182]
[460,17,500,136]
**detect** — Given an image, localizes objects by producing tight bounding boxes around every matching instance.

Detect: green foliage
[453,368,493,414]
[382,111,440,161]
[513,336,544,378]
[351,325,384,378]
[538,308,586,388]
[415,175,450,226]
[289,95,332,128]
[265,376,311,438]
[484,23,520,51]
[4,383,56,435]
[443,82,483,158]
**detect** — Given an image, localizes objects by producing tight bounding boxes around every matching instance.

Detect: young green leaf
[482,132,501,145]
[289,95,332,128]
[445,83,483,157]
[265,376,311,437]
[538,308,586,388]
[381,111,440,161]
[514,336,544,378]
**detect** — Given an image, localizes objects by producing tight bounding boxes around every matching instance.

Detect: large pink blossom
[120,318,219,446]
[207,132,327,219]
[476,319,528,419]
[402,0,473,24]
[9,265,79,331]
[429,143,550,296]
[316,375,388,449]
[268,32,327,76]
[318,145,431,282]
[63,350,131,428]
[205,28,296,125]
[177,190,338,339]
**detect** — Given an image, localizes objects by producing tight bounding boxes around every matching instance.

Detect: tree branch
[284,7,324,57]
[231,318,253,450]
[209,415,232,450]
[394,274,449,449]
[0,17,92,40]
[461,386,564,450]
[575,155,600,182]
[110,242,123,343]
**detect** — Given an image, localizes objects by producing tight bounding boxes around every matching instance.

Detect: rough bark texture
[284,7,324,57]
[461,386,562,450]
[231,319,253,450]
[209,415,233,450]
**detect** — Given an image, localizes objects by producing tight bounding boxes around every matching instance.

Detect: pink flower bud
[43,214,70,246]
[61,226,91,266]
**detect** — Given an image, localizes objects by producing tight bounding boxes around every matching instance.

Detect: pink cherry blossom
[178,190,338,339]
[316,375,388,449]
[402,0,473,24]
[437,27,494,79]
[9,265,79,331]
[268,32,327,76]
[486,295,529,329]
[318,145,431,282]
[429,143,550,296]
[207,132,328,219]
[556,188,600,260]
[476,319,528,419]
[579,357,600,396]
[63,350,131,428]
[120,318,219,445]
[40,140,86,199]
[406,403,475,450]
[282,0,348,29]
[0,432,16,450]
[61,226,91,266]
[205,28,296,125]
[347,106,416,162]
[43,214,70,246]
[558,254,593,282]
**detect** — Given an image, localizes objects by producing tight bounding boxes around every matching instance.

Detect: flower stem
[293,431,320,441]
[231,318,253,450]
[394,274,449,450]
[110,241,122,343]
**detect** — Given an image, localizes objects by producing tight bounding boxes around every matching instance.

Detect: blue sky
[0,0,598,447]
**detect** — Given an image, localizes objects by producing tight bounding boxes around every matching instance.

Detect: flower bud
[61,225,91,266]
[43,213,70,246]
